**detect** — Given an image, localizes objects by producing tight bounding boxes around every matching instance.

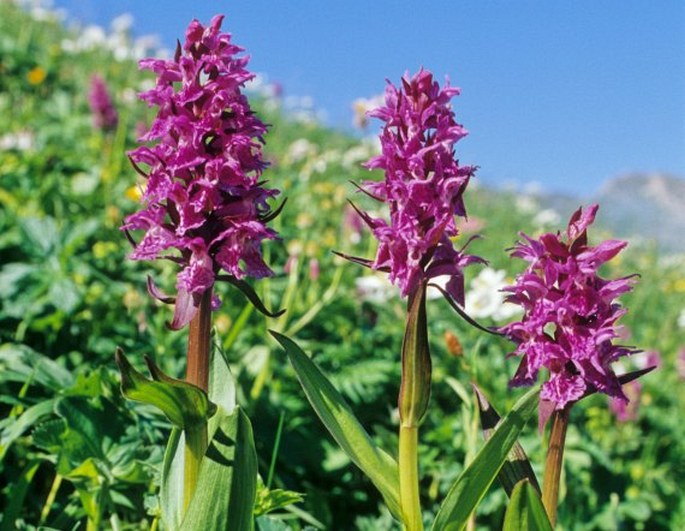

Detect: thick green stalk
[542,407,570,526]
[398,284,430,531]
[183,289,213,510]
[399,424,423,531]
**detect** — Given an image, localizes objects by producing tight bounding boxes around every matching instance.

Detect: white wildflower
[533,208,561,228]
[0,131,35,151]
[286,139,315,164]
[464,268,521,321]
[515,195,538,214]
[356,274,397,304]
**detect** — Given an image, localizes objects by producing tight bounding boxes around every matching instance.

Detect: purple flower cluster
[122,15,279,328]
[360,69,483,301]
[500,205,637,410]
[88,75,118,131]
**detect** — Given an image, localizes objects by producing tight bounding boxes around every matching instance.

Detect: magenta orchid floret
[500,204,638,410]
[122,15,280,329]
[88,74,118,131]
[357,69,483,301]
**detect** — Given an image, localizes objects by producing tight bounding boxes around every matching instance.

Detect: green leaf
[502,480,553,531]
[159,344,243,530]
[0,343,73,390]
[270,331,402,521]
[20,216,59,256]
[0,398,57,461]
[472,384,540,496]
[54,396,125,473]
[160,428,184,530]
[255,476,304,517]
[115,348,216,430]
[432,387,539,531]
[181,406,258,531]
[220,275,285,318]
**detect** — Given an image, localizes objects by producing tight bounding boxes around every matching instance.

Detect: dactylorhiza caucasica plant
[116,16,285,530]
[498,204,655,526]
[346,69,485,529]
[273,69,539,531]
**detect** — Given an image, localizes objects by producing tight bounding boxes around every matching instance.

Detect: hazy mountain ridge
[593,173,685,252]
[515,173,685,252]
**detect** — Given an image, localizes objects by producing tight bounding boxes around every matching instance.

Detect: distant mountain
[592,173,685,252]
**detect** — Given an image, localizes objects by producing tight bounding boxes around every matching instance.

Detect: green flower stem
[399,423,423,531]
[39,473,62,525]
[542,406,570,527]
[183,289,213,511]
[397,284,430,531]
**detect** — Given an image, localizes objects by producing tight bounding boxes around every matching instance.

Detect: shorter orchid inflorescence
[122,15,282,329]
[500,204,639,411]
[349,69,484,303]
[88,74,118,131]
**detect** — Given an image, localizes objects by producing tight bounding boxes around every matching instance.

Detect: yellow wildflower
[27,66,47,85]
[125,185,143,202]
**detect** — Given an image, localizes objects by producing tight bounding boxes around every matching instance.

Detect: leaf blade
[502,480,553,531]
[432,387,539,531]
[181,407,258,531]
[270,331,402,521]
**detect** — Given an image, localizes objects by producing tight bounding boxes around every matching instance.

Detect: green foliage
[502,480,552,531]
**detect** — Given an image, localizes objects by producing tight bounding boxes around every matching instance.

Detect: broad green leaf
[432,387,539,531]
[0,343,73,390]
[181,406,258,531]
[160,427,184,530]
[20,216,59,256]
[115,348,216,430]
[0,399,57,461]
[502,480,553,531]
[472,384,540,496]
[208,342,236,412]
[270,331,402,521]
[160,344,241,530]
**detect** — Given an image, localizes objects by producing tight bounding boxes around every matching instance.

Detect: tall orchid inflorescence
[122,15,281,329]
[500,204,638,411]
[353,69,484,302]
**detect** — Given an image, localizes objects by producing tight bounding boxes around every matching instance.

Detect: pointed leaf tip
[219,276,285,318]
[115,349,216,429]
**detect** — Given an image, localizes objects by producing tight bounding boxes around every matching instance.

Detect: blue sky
[53,0,685,195]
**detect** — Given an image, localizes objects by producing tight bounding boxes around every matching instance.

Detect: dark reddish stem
[186,289,213,392]
[542,406,570,526]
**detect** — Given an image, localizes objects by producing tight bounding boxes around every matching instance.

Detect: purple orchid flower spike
[500,204,641,414]
[88,74,118,131]
[122,15,283,329]
[346,68,484,302]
